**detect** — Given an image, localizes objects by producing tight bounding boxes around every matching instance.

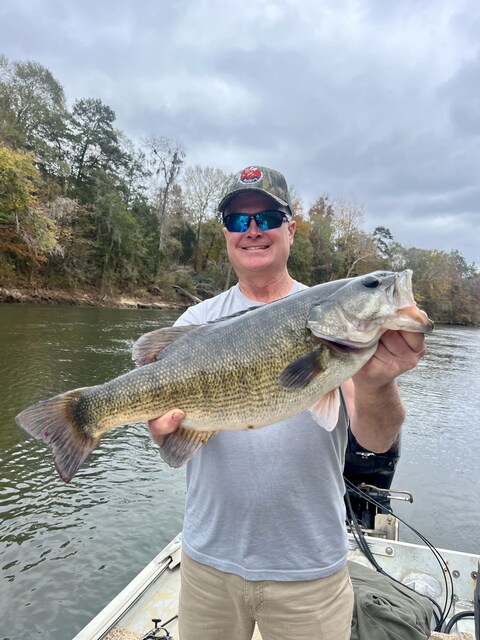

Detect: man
[149,165,426,640]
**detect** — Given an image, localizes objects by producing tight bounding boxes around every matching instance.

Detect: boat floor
[77,533,478,640]
[103,625,471,639]
[101,626,264,639]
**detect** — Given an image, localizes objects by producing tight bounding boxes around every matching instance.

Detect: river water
[0,304,479,639]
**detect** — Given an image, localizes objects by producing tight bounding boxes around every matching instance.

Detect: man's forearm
[347,379,406,453]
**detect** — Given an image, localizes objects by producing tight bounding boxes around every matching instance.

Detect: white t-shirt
[176,283,349,581]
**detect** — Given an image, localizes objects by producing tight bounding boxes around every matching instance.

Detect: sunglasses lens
[256,211,284,230]
[224,214,251,232]
[224,211,286,232]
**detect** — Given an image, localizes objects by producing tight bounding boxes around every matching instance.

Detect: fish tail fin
[15,389,99,483]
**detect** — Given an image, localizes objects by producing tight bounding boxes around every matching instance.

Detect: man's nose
[246,217,262,235]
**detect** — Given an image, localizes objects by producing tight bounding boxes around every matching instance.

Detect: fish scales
[122,294,358,432]
[134,291,325,430]
[15,271,434,481]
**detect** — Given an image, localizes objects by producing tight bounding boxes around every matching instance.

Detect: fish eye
[362,275,380,288]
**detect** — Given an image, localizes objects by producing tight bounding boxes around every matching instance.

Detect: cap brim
[218,188,289,213]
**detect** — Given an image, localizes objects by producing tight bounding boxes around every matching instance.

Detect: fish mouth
[392,304,434,332]
[307,269,434,353]
[315,301,434,350]
[313,335,376,354]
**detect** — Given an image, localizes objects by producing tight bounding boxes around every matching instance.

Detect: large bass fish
[16,270,433,482]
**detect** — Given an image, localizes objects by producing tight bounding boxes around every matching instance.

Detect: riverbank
[1,284,476,326]
[0,285,188,310]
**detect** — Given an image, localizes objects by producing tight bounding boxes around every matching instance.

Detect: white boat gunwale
[72,534,182,640]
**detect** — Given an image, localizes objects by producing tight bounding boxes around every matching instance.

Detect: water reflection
[0,307,479,639]
[0,305,184,639]
[395,326,480,548]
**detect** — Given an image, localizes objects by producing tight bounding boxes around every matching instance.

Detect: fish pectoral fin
[132,326,200,366]
[278,346,330,390]
[159,427,217,468]
[309,389,341,431]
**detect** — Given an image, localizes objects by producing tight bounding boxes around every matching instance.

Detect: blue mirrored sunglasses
[223,210,289,233]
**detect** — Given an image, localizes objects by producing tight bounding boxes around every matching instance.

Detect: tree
[288,213,314,284]
[67,98,125,199]
[0,56,68,176]
[0,147,39,221]
[0,146,61,277]
[2,52,479,319]
[90,172,146,292]
[308,194,337,282]
[157,183,191,267]
[117,136,150,209]
[373,226,395,262]
[182,165,227,271]
[330,198,381,277]
[194,217,230,293]
[143,136,185,250]
[288,185,305,218]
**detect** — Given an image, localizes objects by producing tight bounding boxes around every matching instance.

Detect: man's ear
[288,220,296,244]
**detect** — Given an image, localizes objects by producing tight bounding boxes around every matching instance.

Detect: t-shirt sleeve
[174,304,204,327]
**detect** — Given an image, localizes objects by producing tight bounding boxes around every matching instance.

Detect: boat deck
[430,634,474,640]
[75,533,478,640]
[102,625,471,639]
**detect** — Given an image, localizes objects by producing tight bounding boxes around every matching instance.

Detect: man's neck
[237,272,295,303]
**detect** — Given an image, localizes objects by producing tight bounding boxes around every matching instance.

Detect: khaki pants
[179,552,353,640]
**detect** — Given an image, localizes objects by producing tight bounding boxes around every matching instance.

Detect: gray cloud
[1,0,479,265]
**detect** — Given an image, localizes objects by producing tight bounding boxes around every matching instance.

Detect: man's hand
[148,409,185,446]
[352,330,426,391]
[343,330,427,452]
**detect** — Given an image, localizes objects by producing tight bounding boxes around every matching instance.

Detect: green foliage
[67,98,126,199]
[0,53,478,324]
[0,56,68,177]
[391,246,480,324]
[308,197,337,282]
[0,146,61,273]
[195,218,231,292]
[0,251,15,280]
[288,215,314,285]
[373,226,394,262]
[0,146,39,218]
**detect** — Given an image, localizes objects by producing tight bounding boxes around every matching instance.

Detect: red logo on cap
[239,166,262,184]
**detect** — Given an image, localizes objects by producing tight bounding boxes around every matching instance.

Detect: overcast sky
[1,0,479,265]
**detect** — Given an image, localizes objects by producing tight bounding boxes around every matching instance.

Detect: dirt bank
[0,285,187,310]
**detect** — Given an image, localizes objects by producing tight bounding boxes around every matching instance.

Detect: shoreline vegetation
[1,54,479,324]
[1,285,478,327]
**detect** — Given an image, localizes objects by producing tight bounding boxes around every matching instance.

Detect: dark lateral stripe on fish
[159,427,217,468]
[15,390,98,483]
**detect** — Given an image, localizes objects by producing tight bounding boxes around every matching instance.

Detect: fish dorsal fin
[132,305,262,367]
[132,326,200,366]
[159,427,217,467]
[278,345,330,390]
[309,389,341,431]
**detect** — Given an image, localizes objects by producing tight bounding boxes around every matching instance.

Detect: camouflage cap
[218,165,292,216]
